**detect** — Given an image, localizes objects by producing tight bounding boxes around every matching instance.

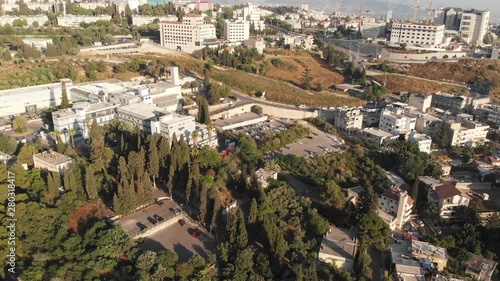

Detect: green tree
[147,137,160,187]
[248,198,258,224]
[13,115,28,133]
[85,165,98,200]
[236,208,248,248]
[17,144,38,166]
[411,178,419,208]
[60,81,70,109]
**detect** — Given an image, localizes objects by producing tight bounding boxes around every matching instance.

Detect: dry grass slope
[372,75,467,94]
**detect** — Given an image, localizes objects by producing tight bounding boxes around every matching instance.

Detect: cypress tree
[147,140,160,187]
[248,198,258,224]
[236,208,248,249]
[210,187,221,230]
[411,178,419,209]
[199,184,208,224]
[226,210,238,244]
[60,81,70,109]
[158,136,170,170]
[120,133,125,153]
[85,166,98,200]
[202,97,211,125]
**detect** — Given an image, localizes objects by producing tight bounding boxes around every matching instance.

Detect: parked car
[153,214,164,222]
[417,220,425,227]
[178,219,186,226]
[136,222,147,231]
[147,216,158,225]
[191,230,202,237]
[169,208,181,215]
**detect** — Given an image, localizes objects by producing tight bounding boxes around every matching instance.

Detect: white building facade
[160,14,216,54]
[224,20,250,42]
[390,23,445,47]
[378,188,413,230]
[460,9,490,46]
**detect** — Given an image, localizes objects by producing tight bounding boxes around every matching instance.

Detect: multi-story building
[33,150,73,175]
[131,15,178,26]
[390,22,445,47]
[411,240,448,271]
[57,15,112,27]
[52,102,119,141]
[333,107,363,132]
[0,15,49,26]
[22,38,53,51]
[223,20,250,42]
[116,103,170,133]
[464,253,498,281]
[240,3,269,31]
[434,7,463,30]
[431,92,468,113]
[282,35,315,50]
[475,104,500,129]
[378,187,414,230]
[379,104,417,135]
[300,4,309,11]
[363,128,398,147]
[408,93,432,113]
[460,9,490,46]
[360,22,387,39]
[160,14,216,54]
[444,119,489,147]
[152,113,196,143]
[408,132,432,153]
[427,183,471,221]
[242,37,266,54]
[0,79,73,117]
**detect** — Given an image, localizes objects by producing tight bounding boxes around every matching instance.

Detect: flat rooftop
[412,240,447,259]
[33,150,73,165]
[214,112,266,128]
[319,227,357,260]
[0,82,62,97]
[363,127,396,138]
[117,103,169,119]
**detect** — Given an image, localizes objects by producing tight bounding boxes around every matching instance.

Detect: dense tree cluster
[194,46,266,74]
[324,43,349,66]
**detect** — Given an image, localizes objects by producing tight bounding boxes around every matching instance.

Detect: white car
[416,220,425,227]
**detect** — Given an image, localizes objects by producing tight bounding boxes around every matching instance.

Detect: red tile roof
[435,184,462,199]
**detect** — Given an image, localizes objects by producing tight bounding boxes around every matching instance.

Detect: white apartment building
[445,119,489,147]
[239,3,269,31]
[333,107,363,132]
[360,22,387,39]
[378,188,414,230]
[0,15,49,26]
[131,15,178,26]
[475,104,500,129]
[408,132,432,153]
[160,14,216,54]
[57,15,112,27]
[390,22,445,47]
[0,79,73,117]
[52,102,119,141]
[427,183,470,221]
[223,20,250,42]
[116,103,170,133]
[242,37,266,54]
[282,35,315,50]
[379,104,417,135]
[152,113,196,144]
[33,150,73,175]
[363,128,398,147]
[460,9,490,46]
[408,93,432,113]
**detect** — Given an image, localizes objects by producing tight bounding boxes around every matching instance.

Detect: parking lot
[116,198,183,238]
[139,219,216,261]
[278,130,345,158]
[231,118,293,140]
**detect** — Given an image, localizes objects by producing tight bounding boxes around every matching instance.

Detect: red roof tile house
[427,183,471,221]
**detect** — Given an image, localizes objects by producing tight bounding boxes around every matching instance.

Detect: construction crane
[412,0,420,23]
[425,1,434,25]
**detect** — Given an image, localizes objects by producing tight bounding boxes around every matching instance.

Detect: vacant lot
[264,55,345,90]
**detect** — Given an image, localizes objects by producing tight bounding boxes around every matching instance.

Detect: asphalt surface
[139,219,216,261]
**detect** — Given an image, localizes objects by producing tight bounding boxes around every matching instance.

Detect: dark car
[136,222,147,232]
[178,219,186,226]
[153,214,164,222]
[191,230,202,237]
[147,216,158,225]
[169,208,181,215]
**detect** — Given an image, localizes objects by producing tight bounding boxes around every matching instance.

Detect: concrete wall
[211,103,318,120]
[132,214,182,239]
[189,102,231,116]
[455,182,492,190]
[382,49,467,61]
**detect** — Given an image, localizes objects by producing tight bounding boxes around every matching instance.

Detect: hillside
[263,51,345,90]
[372,75,467,94]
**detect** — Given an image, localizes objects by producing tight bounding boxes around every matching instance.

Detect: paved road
[368,247,384,281]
